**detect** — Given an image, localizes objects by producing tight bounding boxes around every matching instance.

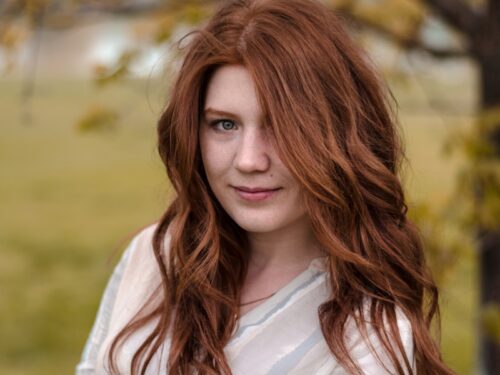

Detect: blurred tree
[1,0,498,372]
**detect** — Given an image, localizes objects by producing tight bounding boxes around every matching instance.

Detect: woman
[76,0,454,374]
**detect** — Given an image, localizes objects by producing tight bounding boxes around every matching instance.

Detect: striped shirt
[76,224,415,374]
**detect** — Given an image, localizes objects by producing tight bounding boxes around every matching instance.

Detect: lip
[233,186,281,193]
[232,186,282,201]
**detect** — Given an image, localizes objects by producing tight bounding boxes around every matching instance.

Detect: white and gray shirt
[76,224,415,374]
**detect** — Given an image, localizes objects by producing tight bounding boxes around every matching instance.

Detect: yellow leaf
[76,105,119,133]
[482,304,500,343]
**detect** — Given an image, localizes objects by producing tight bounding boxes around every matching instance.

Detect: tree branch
[419,0,483,37]
[415,41,467,58]
[339,11,467,59]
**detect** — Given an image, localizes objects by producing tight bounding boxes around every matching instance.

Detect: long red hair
[108,0,454,374]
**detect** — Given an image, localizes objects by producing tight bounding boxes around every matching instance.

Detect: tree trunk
[478,229,500,374]
[476,1,500,371]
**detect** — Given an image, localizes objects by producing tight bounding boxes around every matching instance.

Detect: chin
[230,213,290,234]
[236,222,279,233]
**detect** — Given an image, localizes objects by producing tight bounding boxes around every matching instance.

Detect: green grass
[0,79,168,374]
[0,75,477,374]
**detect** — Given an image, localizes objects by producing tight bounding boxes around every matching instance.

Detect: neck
[245,217,324,271]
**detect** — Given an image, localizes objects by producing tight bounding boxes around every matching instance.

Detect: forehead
[203,65,262,117]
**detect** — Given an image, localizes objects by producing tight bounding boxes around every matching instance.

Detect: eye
[211,119,236,131]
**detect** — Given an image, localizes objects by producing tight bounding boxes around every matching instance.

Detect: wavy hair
[108,0,453,374]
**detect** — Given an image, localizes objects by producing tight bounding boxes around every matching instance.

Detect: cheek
[200,139,230,181]
[200,132,214,175]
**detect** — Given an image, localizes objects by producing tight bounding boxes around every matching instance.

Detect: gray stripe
[233,271,324,340]
[267,327,323,375]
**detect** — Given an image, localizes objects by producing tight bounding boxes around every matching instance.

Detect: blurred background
[0,0,498,374]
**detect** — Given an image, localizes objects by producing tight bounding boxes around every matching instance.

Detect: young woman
[76,0,454,374]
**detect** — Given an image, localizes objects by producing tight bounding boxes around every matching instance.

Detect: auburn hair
[108,0,453,374]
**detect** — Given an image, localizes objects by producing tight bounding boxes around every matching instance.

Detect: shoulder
[118,221,173,283]
[106,222,172,326]
[122,222,172,270]
[125,223,160,258]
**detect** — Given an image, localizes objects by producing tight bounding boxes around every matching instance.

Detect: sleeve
[75,236,138,375]
[331,307,415,375]
[352,316,414,374]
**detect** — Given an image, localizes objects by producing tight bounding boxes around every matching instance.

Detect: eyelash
[209,119,237,131]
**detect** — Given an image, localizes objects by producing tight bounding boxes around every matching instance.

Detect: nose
[234,126,271,173]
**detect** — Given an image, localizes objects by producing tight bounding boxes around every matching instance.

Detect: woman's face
[199,64,309,235]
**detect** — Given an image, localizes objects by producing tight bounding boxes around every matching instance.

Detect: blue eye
[212,119,236,131]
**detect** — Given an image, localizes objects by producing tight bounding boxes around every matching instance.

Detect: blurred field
[0,73,477,374]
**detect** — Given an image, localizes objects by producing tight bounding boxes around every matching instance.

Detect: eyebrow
[203,107,268,126]
[202,107,241,120]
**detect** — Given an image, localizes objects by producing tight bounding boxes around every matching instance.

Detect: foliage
[331,0,426,40]
[76,104,118,133]
[482,303,500,344]
[443,107,500,231]
[441,107,500,344]
[93,50,139,87]
[411,107,500,288]
[408,201,472,286]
